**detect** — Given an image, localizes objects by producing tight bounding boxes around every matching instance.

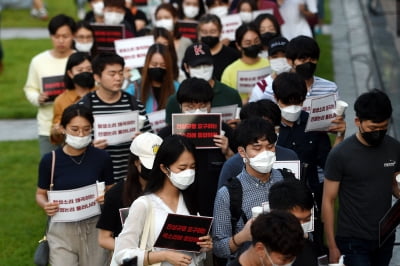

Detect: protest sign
[220,14,242,41]
[147,109,166,134]
[172,113,221,149]
[94,111,139,145]
[154,213,213,252]
[236,67,271,93]
[42,75,65,103]
[211,104,238,123]
[48,184,101,222]
[119,207,130,226]
[91,24,125,55]
[305,94,336,132]
[115,36,154,68]
[273,160,301,179]
[176,20,198,42]
[379,199,400,247]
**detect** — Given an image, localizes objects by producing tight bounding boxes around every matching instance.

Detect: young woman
[254,13,281,56]
[154,3,192,67]
[177,0,206,21]
[51,52,94,145]
[221,23,271,104]
[97,133,163,252]
[74,21,95,53]
[112,135,213,266]
[126,43,178,114]
[236,0,258,24]
[36,104,114,266]
[153,27,180,81]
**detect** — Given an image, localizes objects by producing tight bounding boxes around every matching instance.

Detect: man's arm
[322,178,341,263]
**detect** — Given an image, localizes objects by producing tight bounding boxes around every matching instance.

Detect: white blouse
[112,193,206,266]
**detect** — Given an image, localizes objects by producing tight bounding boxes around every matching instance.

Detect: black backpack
[226,168,296,235]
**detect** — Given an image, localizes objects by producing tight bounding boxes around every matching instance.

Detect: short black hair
[64,52,92,90]
[354,89,392,122]
[198,14,222,33]
[240,99,281,126]
[91,53,125,76]
[48,14,76,35]
[269,179,314,212]
[176,77,214,104]
[251,211,305,257]
[235,117,277,148]
[235,22,260,46]
[285,35,320,61]
[60,104,94,128]
[272,72,307,105]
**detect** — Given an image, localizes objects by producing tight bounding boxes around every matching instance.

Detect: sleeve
[165,93,180,125]
[23,58,41,107]
[38,152,52,189]
[217,156,241,190]
[212,187,234,258]
[52,96,63,125]
[248,83,264,102]
[77,94,92,109]
[96,187,121,232]
[113,197,149,266]
[221,68,234,89]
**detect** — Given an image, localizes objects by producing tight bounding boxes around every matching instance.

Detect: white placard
[305,94,336,132]
[236,67,271,93]
[211,104,238,123]
[220,14,242,41]
[273,160,301,179]
[115,36,154,68]
[94,111,139,145]
[147,109,166,134]
[252,9,273,19]
[48,184,101,222]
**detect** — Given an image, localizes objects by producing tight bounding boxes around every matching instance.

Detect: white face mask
[264,247,295,266]
[239,11,253,23]
[280,105,302,122]
[65,134,92,149]
[168,168,195,190]
[75,41,94,52]
[183,5,199,19]
[93,1,104,16]
[246,150,276,174]
[183,108,208,114]
[270,57,292,74]
[104,11,124,25]
[259,50,269,59]
[189,65,214,81]
[208,6,228,17]
[301,220,313,235]
[155,18,174,32]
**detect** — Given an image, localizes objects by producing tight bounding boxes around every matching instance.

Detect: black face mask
[242,44,262,58]
[140,164,152,180]
[201,36,219,49]
[73,72,95,88]
[261,32,278,46]
[360,128,387,146]
[148,67,166,83]
[295,62,317,80]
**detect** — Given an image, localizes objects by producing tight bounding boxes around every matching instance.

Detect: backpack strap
[227,177,247,236]
[278,168,296,180]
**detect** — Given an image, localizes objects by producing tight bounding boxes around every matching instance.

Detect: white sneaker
[31,7,48,20]
[78,8,86,20]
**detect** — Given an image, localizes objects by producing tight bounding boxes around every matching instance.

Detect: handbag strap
[140,197,154,250]
[50,150,55,191]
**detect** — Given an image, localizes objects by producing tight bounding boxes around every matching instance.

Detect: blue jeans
[336,234,395,266]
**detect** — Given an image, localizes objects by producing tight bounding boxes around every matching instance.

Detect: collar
[241,167,280,187]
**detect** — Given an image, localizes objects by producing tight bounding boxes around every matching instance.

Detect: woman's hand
[92,139,108,149]
[164,250,192,266]
[44,201,59,216]
[96,194,105,204]
[197,235,213,252]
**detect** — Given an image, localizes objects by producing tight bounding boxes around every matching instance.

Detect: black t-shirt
[325,134,400,240]
[212,45,240,81]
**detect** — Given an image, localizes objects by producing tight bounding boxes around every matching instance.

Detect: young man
[159,77,236,216]
[322,89,400,265]
[228,211,305,266]
[23,14,76,156]
[79,53,151,181]
[213,117,284,261]
[269,179,319,266]
[165,42,242,125]
[217,99,299,189]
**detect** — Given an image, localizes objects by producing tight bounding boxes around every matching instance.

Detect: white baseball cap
[130,132,163,169]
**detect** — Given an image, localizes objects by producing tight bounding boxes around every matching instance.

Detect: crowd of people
[24,1,400,266]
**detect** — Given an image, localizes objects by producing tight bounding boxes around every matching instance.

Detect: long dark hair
[122,153,144,206]
[64,52,92,90]
[155,3,182,39]
[153,27,179,80]
[145,135,198,215]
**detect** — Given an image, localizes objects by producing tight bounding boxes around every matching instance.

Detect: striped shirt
[212,168,284,259]
[79,91,152,181]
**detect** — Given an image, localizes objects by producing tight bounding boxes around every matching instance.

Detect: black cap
[182,43,214,67]
[268,36,289,56]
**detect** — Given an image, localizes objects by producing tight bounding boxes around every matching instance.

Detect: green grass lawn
[0,140,44,265]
